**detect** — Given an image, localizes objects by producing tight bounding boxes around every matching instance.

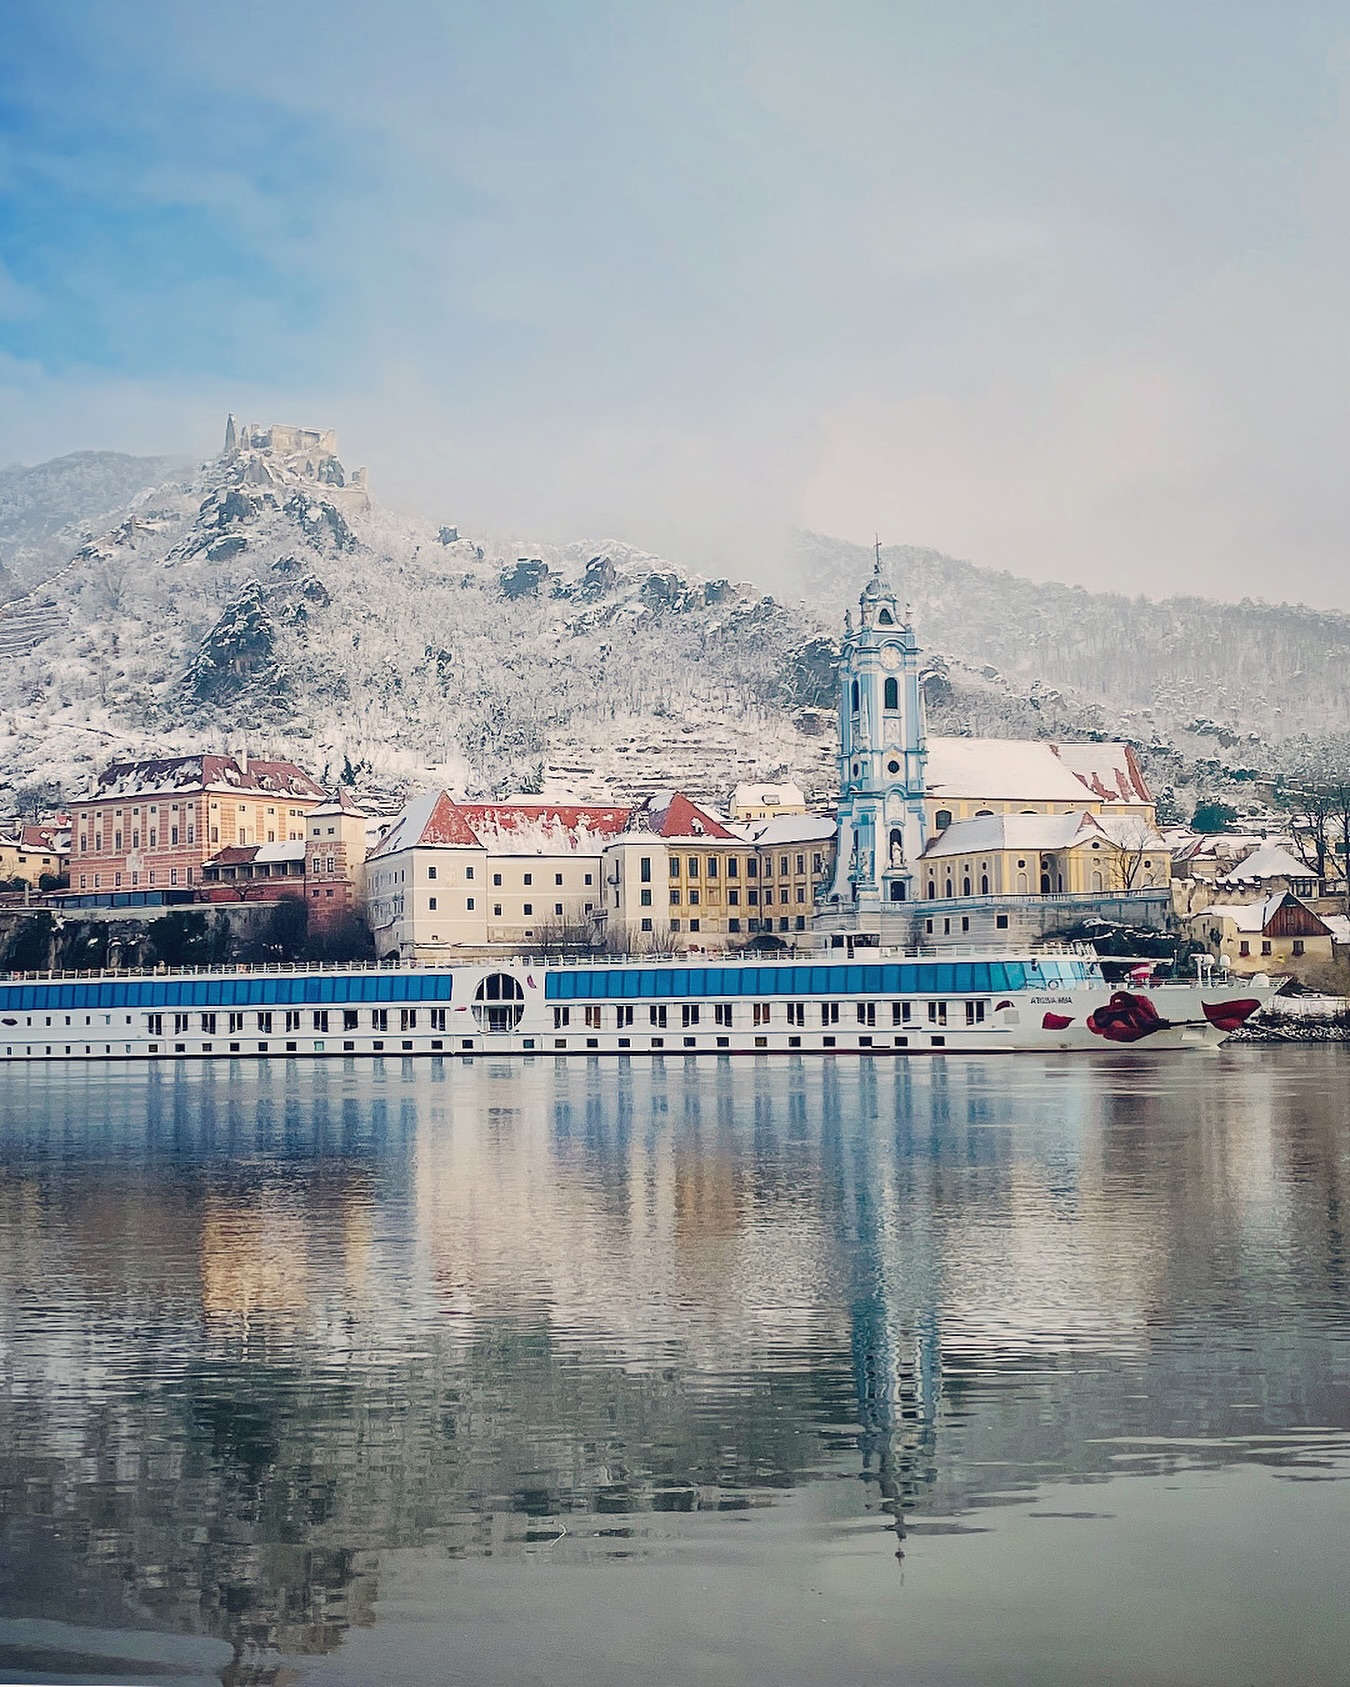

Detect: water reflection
[0,1050,1347,1683]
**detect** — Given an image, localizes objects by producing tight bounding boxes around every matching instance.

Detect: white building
[365,794,630,959]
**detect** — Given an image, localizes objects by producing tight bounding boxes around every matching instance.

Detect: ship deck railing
[0,940,1107,985]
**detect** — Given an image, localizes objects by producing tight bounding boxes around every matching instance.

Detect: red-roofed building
[365,793,632,958]
[68,754,325,896]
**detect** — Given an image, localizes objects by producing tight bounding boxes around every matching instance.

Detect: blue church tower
[821,549,928,929]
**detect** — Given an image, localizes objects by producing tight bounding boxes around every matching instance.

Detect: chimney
[238,744,249,777]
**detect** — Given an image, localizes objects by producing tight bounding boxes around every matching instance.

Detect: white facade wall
[600,838,671,946]
[366,843,605,958]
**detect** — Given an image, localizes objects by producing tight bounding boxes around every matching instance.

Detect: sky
[2,0,1349,607]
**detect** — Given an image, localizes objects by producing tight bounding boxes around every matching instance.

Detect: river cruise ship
[0,951,1270,1061]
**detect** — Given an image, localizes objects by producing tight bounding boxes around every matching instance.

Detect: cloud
[3,1,1350,608]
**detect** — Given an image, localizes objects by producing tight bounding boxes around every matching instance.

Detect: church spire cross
[873,534,883,576]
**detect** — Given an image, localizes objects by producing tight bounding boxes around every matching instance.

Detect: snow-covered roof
[1190,892,1331,936]
[204,839,305,867]
[730,781,807,811]
[310,787,369,818]
[370,792,633,858]
[1325,914,1350,948]
[920,811,1104,859]
[1048,742,1153,806]
[1217,842,1315,884]
[84,754,324,803]
[460,802,632,855]
[926,738,1095,805]
[631,791,746,841]
[749,813,837,845]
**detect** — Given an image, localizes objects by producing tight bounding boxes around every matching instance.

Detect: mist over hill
[0,450,191,591]
[0,433,1338,819]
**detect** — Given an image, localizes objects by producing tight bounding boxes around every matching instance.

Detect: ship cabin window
[927,1002,948,1027]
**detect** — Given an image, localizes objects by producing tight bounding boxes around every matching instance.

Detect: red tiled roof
[1049,743,1154,806]
[86,754,325,803]
[648,792,738,840]
[459,802,632,839]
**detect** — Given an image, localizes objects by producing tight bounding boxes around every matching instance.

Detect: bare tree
[1105,818,1161,892]
[1277,734,1350,910]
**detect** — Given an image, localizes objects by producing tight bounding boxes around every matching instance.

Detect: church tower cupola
[824,543,928,918]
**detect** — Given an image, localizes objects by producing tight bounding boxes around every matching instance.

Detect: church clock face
[880,644,902,671]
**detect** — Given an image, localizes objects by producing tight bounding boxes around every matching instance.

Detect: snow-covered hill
[0,426,1341,819]
[0,450,190,592]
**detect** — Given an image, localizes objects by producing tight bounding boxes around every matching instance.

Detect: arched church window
[962,875,971,896]
[975,809,993,817]
[878,607,894,624]
[884,677,898,710]
[980,874,989,894]
[851,680,860,713]
[935,810,952,830]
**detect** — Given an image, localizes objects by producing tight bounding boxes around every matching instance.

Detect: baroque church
[815,557,1171,950]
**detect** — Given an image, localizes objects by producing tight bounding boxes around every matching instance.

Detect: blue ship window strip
[0,972,456,1013]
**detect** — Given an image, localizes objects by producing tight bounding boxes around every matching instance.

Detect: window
[669,857,680,878]
[727,857,739,878]
[400,1009,418,1030]
[1292,939,1305,957]
[428,896,438,910]
[688,857,699,877]
[935,810,952,830]
[584,873,592,885]
[343,1010,359,1031]
[147,1014,163,1036]
[927,1002,948,1027]
[554,902,563,915]
[650,1005,668,1027]
[257,1012,274,1032]
[428,866,437,879]
[641,917,653,932]
[689,889,700,906]
[884,676,899,710]
[707,857,718,878]
[787,1002,805,1026]
[201,1013,217,1033]
[640,856,652,882]
[892,1002,912,1026]
[752,1003,772,1026]
[746,858,758,877]
[493,903,503,917]
[1261,940,1272,956]
[522,902,532,915]
[670,889,681,905]
[856,1002,876,1026]
[173,1013,189,1035]
[372,1009,389,1031]
[554,1006,571,1028]
[714,1003,733,1026]
[493,872,502,886]
[682,1004,700,1027]
[555,872,563,886]
[965,1000,987,1026]
[820,1002,840,1026]
[285,1011,302,1032]
[313,1011,329,1032]
[585,1005,603,1030]
[640,888,652,906]
[466,866,474,879]
[431,1008,447,1031]
[523,872,533,886]
[228,1013,245,1034]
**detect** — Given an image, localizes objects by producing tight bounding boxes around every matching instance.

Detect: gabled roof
[370,793,633,858]
[635,791,742,841]
[1049,742,1154,806]
[310,787,369,818]
[750,814,837,845]
[1217,842,1315,884]
[1191,892,1332,937]
[920,810,1106,860]
[205,840,306,868]
[731,781,807,811]
[18,822,69,853]
[926,738,1094,805]
[460,802,632,853]
[87,754,324,803]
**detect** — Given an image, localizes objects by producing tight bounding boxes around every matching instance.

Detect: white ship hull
[0,954,1274,1062]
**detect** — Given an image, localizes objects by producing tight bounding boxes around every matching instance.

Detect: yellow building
[918,812,1170,902]
[924,739,1157,831]
[0,822,70,887]
[1189,892,1334,978]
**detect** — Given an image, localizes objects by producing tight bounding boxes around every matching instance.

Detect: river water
[0,1049,1347,1686]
